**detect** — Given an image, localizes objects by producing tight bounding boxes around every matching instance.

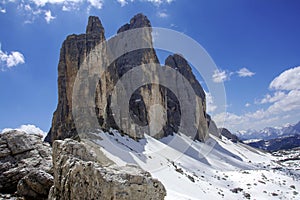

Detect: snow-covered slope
[86,130,300,200]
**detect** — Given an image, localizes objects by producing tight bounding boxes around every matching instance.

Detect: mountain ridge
[236,121,300,140]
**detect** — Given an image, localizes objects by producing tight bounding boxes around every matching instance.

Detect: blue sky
[0,0,300,133]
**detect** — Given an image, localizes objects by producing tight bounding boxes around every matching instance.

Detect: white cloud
[213,112,244,130]
[268,90,300,114]
[236,67,255,77]
[0,44,25,69]
[213,66,300,132]
[245,103,250,107]
[1,124,47,139]
[269,66,300,91]
[137,0,173,5]
[87,0,103,9]
[44,10,55,23]
[1,0,174,23]
[205,91,217,113]
[212,69,229,83]
[212,67,255,83]
[117,0,128,7]
[117,0,174,6]
[259,91,286,104]
[157,11,168,18]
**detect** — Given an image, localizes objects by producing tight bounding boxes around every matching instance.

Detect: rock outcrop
[0,130,52,194]
[17,170,53,200]
[219,128,240,143]
[207,114,220,137]
[49,139,166,200]
[46,13,214,143]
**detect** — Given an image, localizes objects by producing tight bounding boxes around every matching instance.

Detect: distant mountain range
[236,121,300,140]
[235,121,300,152]
[245,134,300,152]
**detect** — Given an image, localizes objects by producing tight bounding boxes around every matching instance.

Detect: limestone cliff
[45,16,105,142]
[46,13,216,143]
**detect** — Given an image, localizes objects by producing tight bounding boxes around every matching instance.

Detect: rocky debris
[230,187,243,193]
[49,139,166,200]
[0,193,24,200]
[17,170,53,200]
[0,130,52,194]
[46,13,212,143]
[219,128,240,143]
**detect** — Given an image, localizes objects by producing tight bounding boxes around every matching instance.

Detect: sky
[0,0,300,134]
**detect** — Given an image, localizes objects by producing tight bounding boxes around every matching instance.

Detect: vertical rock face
[164,54,208,141]
[46,13,214,143]
[45,16,105,142]
[49,139,166,200]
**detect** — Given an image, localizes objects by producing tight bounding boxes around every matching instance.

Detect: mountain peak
[117,13,151,33]
[86,16,104,35]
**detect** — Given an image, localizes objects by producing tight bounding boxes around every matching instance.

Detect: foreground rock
[17,169,53,200]
[49,139,166,200]
[0,130,52,194]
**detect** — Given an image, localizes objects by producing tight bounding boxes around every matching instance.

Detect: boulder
[17,170,53,200]
[0,130,52,193]
[48,139,166,200]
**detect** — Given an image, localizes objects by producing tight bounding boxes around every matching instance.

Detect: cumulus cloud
[245,103,251,107]
[212,67,255,83]
[212,69,229,83]
[144,0,174,5]
[2,0,174,23]
[44,10,55,23]
[237,67,255,77]
[157,11,168,18]
[1,124,47,139]
[213,66,300,132]
[259,91,286,104]
[116,0,173,6]
[0,44,25,69]
[268,90,300,114]
[205,91,217,113]
[117,0,128,7]
[269,66,300,91]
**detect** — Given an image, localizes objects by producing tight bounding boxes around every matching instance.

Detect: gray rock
[17,170,53,200]
[0,130,52,193]
[48,139,166,200]
[0,193,24,200]
[219,128,240,143]
[46,13,211,143]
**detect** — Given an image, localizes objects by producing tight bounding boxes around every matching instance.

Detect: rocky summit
[45,13,220,144]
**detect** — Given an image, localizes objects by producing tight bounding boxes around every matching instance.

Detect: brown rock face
[46,13,213,143]
[45,16,105,142]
